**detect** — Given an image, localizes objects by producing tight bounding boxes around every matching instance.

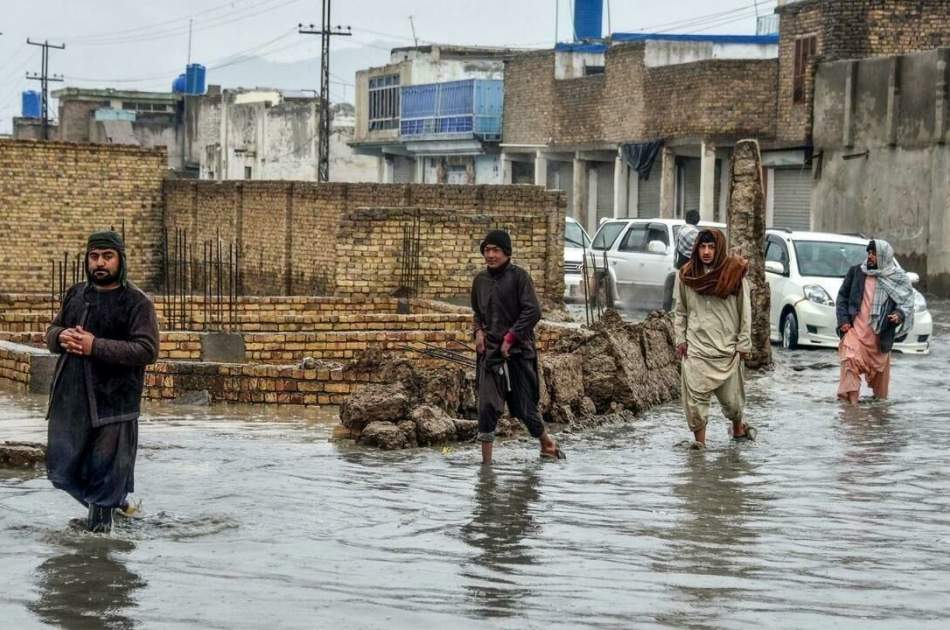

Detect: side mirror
[907,272,920,285]
[647,240,668,254]
[765,260,786,275]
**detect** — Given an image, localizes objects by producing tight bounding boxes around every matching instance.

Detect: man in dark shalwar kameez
[45,231,159,533]
[471,230,563,465]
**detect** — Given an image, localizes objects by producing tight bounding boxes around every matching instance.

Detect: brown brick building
[502,0,950,236]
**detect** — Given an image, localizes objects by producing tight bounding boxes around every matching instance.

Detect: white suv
[590,218,726,310]
[764,229,932,354]
[563,217,592,302]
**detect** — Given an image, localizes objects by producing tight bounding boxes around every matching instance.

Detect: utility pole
[25,38,65,141]
[409,16,419,47]
[299,1,351,183]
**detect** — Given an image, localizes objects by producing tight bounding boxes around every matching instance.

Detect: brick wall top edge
[775,0,823,15]
[0,138,167,158]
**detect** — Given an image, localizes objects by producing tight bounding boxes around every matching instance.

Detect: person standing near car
[674,229,754,448]
[674,210,701,270]
[835,239,915,405]
[471,229,563,464]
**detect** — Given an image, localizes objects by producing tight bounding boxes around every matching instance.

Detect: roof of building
[389,44,526,57]
[610,33,780,45]
[51,87,179,102]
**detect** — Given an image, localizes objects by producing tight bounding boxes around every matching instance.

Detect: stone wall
[0,345,32,388]
[810,48,950,293]
[0,140,166,294]
[164,181,566,301]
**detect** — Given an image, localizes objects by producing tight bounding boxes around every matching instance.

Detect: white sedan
[764,230,932,354]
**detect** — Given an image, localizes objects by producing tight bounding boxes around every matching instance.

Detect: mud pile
[337,310,680,449]
[0,441,46,468]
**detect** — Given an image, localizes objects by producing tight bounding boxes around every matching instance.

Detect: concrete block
[200,333,246,363]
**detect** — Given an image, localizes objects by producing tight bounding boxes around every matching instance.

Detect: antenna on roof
[408,15,419,47]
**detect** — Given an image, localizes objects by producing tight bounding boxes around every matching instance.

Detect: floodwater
[2,303,949,629]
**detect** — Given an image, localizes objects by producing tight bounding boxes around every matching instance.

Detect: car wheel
[781,309,799,350]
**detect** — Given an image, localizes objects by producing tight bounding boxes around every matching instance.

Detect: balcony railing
[400,79,503,141]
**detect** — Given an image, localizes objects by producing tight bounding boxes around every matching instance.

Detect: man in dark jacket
[471,230,562,465]
[45,231,160,532]
[835,239,914,404]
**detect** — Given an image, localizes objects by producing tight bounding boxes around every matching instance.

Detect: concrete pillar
[534,150,548,187]
[572,154,587,228]
[659,146,676,219]
[501,152,513,184]
[699,141,717,221]
[718,152,732,222]
[613,151,627,218]
[378,156,390,183]
[415,157,425,183]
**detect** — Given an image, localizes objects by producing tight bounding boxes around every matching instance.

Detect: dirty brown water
[2,302,950,629]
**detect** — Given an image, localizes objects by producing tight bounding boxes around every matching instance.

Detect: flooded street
[2,303,949,629]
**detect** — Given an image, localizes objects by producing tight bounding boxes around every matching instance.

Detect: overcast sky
[0,0,777,133]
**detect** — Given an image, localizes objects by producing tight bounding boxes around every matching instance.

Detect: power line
[298,0,351,183]
[68,0,303,48]
[25,39,65,140]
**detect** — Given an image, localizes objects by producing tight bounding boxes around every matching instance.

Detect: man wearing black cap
[45,231,160,533]
[471,229,563,464]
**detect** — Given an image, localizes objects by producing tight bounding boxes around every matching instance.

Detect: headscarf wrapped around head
[678,228,748,298]
[861,239,915,335]
[85,230,128,286]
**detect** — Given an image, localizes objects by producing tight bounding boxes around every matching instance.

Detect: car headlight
[914,291,927,313]
[803,284,835,306]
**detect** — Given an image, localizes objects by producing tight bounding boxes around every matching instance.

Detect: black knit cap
[86,230,128,286]
[86,230,126,254]
[480,229,512,256]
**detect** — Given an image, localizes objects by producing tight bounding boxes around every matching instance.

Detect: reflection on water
[30,536,146,630]
[460,466,540,618]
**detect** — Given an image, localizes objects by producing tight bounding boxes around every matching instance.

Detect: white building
[351,45,515,184]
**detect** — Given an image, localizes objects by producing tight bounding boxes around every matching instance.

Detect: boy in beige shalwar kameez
[673,229,756,448]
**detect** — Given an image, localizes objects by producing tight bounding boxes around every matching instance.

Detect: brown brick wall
[502,52,555,145]
[0,140,166,294]
[164,181,566,301]
[335,206,562,302]
[776,0,950,145]
[776,1,827,144]
[641,58,778,142]
[504,43,777,146]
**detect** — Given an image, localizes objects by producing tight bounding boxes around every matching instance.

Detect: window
[565,221,591,249]
[584,65,605,76]
[646,223,669,247]
[368,74,400,131]
[619,224,650,253]
[244,166,252,180]
[765,237,790,273]
[592,222,626,251]
[793,35,817,103]
[792,240,867,278]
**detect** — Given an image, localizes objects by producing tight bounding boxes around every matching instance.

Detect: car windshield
[591,222,626,251]
[565,221,591,248]
[793,240,868,277]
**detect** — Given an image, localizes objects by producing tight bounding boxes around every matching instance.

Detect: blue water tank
[172,74,187,93]
[185,64,206,95]
[574,0,604,41]
[21,91,41,119]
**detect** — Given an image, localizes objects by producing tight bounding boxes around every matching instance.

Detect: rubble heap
[337,310,680,450]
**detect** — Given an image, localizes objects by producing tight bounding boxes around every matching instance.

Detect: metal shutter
[596,162,614,224]
[773,167,812,231]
